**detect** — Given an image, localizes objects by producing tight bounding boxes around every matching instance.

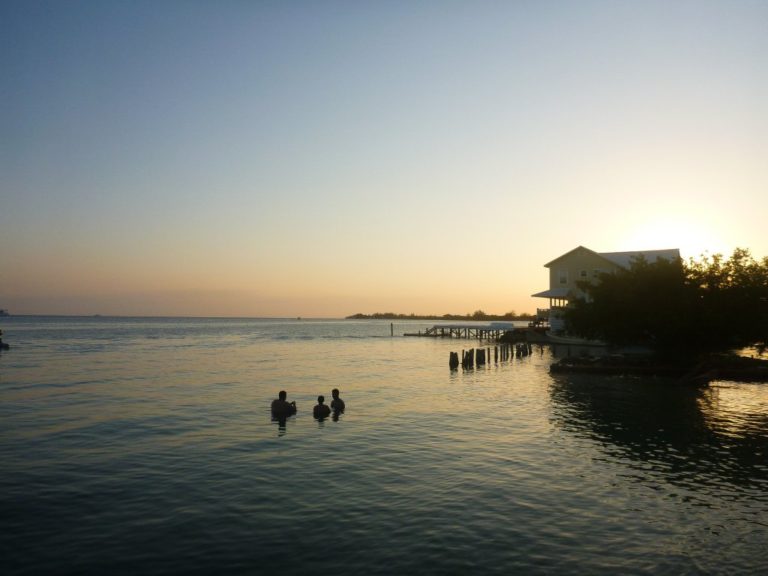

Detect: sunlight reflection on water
[1,317,767,575]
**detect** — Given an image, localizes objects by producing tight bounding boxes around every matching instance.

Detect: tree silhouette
[564,249,768,354]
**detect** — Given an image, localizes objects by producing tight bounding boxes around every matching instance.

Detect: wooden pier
[404,323,517,340]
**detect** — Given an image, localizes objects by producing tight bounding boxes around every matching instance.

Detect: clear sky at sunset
[2,1,767,317]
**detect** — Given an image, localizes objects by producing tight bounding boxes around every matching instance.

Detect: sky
[2,0,767,318]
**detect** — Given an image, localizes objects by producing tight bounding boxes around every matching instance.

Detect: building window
[579,269,588,279]
[592,269,602,278]
[558,269,568,284]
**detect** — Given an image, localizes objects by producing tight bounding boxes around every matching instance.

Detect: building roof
[598,248,680,268]
[531,287,570,299]
[543,246,595,267]
[544,245,680,268]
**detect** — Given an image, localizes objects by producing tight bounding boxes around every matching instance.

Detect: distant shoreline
[346,312,535,322]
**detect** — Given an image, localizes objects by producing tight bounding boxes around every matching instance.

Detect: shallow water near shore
[2,317,768,575]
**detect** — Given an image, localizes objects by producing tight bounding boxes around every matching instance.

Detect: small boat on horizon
[0,309,9,317]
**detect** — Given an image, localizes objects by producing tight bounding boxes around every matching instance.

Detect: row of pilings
[449,342,533,370]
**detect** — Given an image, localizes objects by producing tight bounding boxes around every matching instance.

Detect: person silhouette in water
[313,395,331,419]
[330,388,345,413]
[271,390,297,419]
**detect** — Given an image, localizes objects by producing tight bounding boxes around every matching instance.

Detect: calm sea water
[1,316,767,575]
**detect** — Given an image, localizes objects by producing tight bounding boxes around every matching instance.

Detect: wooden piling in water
[462,348,475,369]
[452,342,522,370]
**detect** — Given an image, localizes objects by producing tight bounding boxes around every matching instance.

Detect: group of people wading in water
[271,388,345,422]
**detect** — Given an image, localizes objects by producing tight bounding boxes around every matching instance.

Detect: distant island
[346,310,535,321]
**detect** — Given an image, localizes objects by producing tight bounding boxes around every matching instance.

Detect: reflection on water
[549,374,768,498]
[699,382,768,485]
[272,415,290,436]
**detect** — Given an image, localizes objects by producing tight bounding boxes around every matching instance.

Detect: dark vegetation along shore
[554,249,768,383]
